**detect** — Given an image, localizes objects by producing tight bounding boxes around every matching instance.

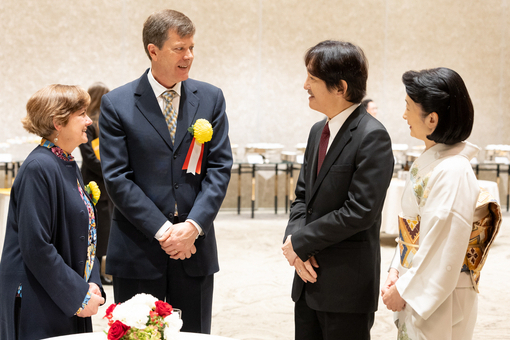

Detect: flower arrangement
[85,181,101,205]
[104,293,182,340]
[183,119,214,175]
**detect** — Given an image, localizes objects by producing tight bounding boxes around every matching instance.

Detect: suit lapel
[309,107,364,200]
[174,80,199,152]
[134,71,174,150]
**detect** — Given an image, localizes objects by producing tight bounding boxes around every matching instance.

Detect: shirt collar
[147,68,182,98]
[327,103,360,138]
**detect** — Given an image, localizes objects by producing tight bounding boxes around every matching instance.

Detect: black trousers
[113,258,214,334]
[295,290,374,340]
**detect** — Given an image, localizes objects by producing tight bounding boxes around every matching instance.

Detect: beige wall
[1,0,509,160]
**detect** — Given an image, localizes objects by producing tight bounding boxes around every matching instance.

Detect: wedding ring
[298,270,301,274]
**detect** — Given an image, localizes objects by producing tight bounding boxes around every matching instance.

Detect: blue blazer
[284,107,394,314]
[99,70,232,279]
[0,146,103,340]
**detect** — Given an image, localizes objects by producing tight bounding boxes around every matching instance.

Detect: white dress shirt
[147,69,203,240]
[325,103,360,152]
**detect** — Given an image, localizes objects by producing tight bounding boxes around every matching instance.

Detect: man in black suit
[282,41,394,339]
[99,9,232,333]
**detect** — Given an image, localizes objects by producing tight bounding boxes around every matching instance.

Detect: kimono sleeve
[395,158,479,320]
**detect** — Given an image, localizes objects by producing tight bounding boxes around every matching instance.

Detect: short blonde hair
[22,84,91,138]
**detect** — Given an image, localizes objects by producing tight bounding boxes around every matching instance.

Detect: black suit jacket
[79,125,107,199]
[99,70,232,279]
[285,106,394,314]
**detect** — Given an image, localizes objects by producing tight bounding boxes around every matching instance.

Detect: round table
[381,178,405,235]
[43,331,236,339]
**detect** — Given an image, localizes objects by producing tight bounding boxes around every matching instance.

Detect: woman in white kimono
[381,67,500,340]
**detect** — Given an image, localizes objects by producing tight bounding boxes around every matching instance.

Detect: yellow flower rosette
[85,181,101,205]
[188,119,213,144]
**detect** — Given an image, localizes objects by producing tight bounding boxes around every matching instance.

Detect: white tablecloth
[43,331,236,340]
[381,178,405,235]
[477,180,499,203]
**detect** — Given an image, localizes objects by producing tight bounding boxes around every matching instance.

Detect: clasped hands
[281,235,319,283]
[159,221,198,260]
[381,268,406,312]
[76,282,104,318]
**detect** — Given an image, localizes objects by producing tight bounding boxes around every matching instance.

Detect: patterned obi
[398,188,501,292]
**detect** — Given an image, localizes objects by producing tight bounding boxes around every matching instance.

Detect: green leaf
[187,125,194,135]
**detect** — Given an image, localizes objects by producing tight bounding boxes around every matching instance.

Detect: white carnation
[128,293,158,308]
[111,293,158,329]
[164,312,183,339]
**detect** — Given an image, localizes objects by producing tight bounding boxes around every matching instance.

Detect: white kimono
[390,142,480,340]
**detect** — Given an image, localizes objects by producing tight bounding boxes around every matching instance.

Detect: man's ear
[337,80,348,98]
[147,44,158,61]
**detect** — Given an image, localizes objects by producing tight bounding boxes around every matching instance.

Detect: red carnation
[155,301,173,318]
[104,303,118,320]
[107,320,130,340]
[149,310,159,322]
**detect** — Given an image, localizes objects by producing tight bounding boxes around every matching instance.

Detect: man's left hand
[159,221,198,260]
[294,256,319,283]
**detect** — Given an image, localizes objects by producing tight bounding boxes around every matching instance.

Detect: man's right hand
[159,222,198,259]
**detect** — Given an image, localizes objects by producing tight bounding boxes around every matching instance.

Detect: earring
[54,132,59,143]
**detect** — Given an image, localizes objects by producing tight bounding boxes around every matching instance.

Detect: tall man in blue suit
[282,41,394,339]
[99,9,232,334]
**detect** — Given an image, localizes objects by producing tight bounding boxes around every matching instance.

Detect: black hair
[402,67,474,144]
[305,40,368,103]
[361,98,373,109]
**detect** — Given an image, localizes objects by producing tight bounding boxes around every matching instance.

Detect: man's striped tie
[161,90,178,143]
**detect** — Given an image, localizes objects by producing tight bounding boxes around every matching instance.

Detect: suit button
[80,236,85,241]
[79,261,84,264]
[173,154,178,159]
[307,208,313,214]
[174,183,179,189]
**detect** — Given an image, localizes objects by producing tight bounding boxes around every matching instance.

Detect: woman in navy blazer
[79,82,113,285]
[0,85,105,340]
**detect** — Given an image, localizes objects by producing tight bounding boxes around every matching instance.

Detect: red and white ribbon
[182,137,204,175]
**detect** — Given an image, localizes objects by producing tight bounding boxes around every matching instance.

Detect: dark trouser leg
[112,259,214,334]
[294,289,374,340]
[295,290,323,340]
[317,309,374,340]
[165,258,214,334]
[112,276,167,303]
